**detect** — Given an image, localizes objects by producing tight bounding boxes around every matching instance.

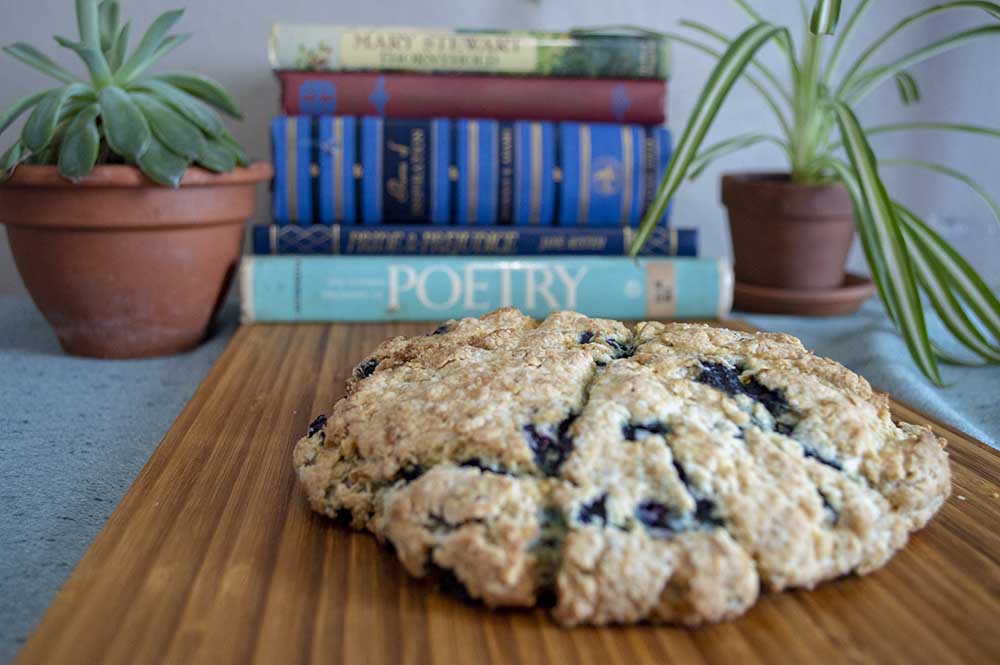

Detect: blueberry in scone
[292,308,950,626]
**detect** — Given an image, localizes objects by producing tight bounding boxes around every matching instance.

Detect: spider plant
[628,0,1000,385]
[0,0,248,187]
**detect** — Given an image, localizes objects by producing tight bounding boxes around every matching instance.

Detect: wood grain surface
[15,320,1000,665]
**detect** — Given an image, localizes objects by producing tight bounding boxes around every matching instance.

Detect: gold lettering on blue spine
[529,123,542,225]
[578,124,591,226]
[467,121,479,225]
[286,117,298,222]
[332,224,341,254]
[333,118,344,222]
[620,127,633,227]
[269,224,278,254]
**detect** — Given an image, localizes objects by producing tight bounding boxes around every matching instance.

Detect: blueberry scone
[293,308,950,626]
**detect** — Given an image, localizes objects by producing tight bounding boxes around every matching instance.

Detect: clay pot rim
[1,162,273,189]
[721,171,847,192]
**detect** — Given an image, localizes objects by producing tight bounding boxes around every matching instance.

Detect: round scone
[293,308,950,626]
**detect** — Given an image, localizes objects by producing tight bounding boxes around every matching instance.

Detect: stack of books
[242,25,732,322]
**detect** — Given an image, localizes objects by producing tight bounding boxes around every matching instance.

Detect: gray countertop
[1,294,997,663]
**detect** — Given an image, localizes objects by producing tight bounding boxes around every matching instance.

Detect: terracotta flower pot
[0,162,272,358]
[721,172,856,290]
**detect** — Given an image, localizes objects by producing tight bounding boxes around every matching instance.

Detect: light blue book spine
[240,256,733,323]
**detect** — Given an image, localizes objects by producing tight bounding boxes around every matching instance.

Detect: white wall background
[1,0,998,295]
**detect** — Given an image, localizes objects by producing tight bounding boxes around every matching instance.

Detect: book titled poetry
[239,256,732,322]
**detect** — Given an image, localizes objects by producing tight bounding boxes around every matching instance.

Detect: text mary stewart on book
[269,25,671,79]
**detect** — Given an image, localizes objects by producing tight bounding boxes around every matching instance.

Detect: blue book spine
[558,122,672,227]
[252,224,697,257]
[272,115,672,228]
[240,256,733,322]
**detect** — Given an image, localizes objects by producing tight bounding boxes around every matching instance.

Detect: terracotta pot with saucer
[721,172,876,315]
[0,162,272,358]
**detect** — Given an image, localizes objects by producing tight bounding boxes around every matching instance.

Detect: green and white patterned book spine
[240,256,731,322]
[269,24,671,79]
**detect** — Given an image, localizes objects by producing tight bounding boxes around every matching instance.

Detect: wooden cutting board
[16,320,1000,665]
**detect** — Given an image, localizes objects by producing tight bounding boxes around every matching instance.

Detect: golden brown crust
[293,308,950,626]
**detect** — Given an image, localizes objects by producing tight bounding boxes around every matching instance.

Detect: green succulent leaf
[810,0,842,35]
[76,0,102,51]
[155,72,243,118]
[107,22,130,72]
[0,89,53,137]
[98,85,151,160]
[149,33,191,64]
[22,83,90,152]
[196,133,236,173]
[57,103,101,179]
[98,0,120,52]
[130,79,223,136]
[2,43,80,84]
[0,141,26,178]
[893,71,921,105]
[630,22,788,255]
[132,91,205,160]
[219,130,250,167]
[829,102,941,385]
[54,36,113,88]
[137,134,188,187]
[114,9,184,85]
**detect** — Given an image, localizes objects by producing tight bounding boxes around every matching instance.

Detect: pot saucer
[734,273,876,316]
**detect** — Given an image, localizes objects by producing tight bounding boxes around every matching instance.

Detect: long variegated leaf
[844,25,1000,102]
[896,203,1000,343]
[825,0,871,80]
[810,0,842,34]
[658,32,791,136]
[730,0,800,81]
[904,224,1000,362]
[864,122,1000,140]
[680,20,791,102]
[830,101,941,384]
[630,23,789,255]
[840,1,1000,93]
[893,71,920,105]
[880,158,1000,225]
[2,43,80,84]
[689,133,789,180]
[823,158,901,324]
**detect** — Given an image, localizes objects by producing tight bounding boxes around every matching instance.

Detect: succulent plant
[0,0,248,186]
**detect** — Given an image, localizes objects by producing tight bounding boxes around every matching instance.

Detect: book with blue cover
[252,223,697,256]
[239,256,732,322]
[271,115,672,227]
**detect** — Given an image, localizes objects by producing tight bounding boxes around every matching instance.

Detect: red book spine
[277,71,667,124]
